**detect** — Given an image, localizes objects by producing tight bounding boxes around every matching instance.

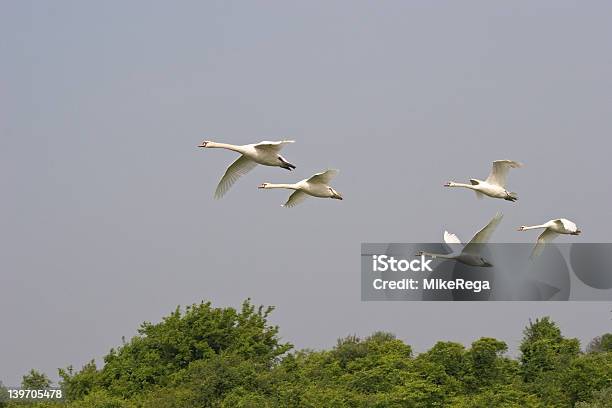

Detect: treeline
[1,300,611,407]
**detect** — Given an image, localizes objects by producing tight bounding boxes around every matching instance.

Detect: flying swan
[198,140,296,198]
[258,169,343,207]
[518,218,581,259]
[444,160,523,201]
[417,213,504,267]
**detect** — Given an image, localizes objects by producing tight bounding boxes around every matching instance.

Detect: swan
[198,140,295,198]
[518,218,581,259]
[258,169,343,207]
[417,213,503,267]
[444,160,523,201]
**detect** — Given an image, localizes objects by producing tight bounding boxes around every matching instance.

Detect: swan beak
[198,141,208,148]
[517,227,525,231]
[573,230,582,235]
[483,261,493,267]
[258,184,266,189]
[443,182,451,187]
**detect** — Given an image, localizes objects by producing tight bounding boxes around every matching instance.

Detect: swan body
[518,218,581,259]
[198,140,295,198]
[417,213,503,267]
[258,169,343,207]
[444,160,523,201]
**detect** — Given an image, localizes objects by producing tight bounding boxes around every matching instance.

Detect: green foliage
[449,384,544,407]
[0,381,8,408]
[587,333,612,354]
[575,386,612,408]
[59,360,99,401]
[519,317,580,383]
[467,337,510,386]
[58,299,292,400]
[11,304,610,408]
[21,369,51,390]
[562,352,612,405]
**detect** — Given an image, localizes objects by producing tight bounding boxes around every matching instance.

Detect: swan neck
[206,141,243,152]
[449,182,475,189]
[523,224,547,230]
[422,252,454,259]
[265,183,297,190]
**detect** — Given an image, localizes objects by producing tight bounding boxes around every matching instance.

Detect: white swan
[518,218,581,259]
[198,140,295,198]
[444,160,523,201]
[258,169,343,207]
[417,213,503,267]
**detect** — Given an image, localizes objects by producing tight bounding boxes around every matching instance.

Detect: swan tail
[278,156,296,170]
[281,163,295,171]
[505,191,518,202]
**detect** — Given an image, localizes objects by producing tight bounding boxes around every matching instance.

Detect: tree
[519,317,580,382]
[562,352,612,405]
[59,360,99,401]
[519,317,581,406]
[575,386,612,408]
[0,381,9,408]
[586,334,612,353]
[21,369,51,389]
[468,338,509,384]
[63,299,291,399]
[23,301,605,408]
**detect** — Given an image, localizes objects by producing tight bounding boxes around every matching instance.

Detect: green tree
[21,369,51,389]
[587,333,612,353]
[575,386,612,408]
[0,381,9,408]
[468,338,510,385]
[519,317,580,382]
[562,352,612,405]
[519,317,581,406]
[24,302,606,408]
[59,360,99,401]
[63,300,291,400]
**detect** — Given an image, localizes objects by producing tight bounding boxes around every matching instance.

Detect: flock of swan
[435,160,580,263]
[198,140,580,261]
[198,140,341,206]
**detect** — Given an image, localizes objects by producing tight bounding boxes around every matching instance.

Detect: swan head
[330,188,343,200]
[444,181,454,187]
[258,183,270,189]
[198,141,211,148]
[517,226,527,231]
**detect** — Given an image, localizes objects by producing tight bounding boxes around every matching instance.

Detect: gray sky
[1,1,611,386]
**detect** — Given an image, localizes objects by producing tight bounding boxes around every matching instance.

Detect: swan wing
[443,230,463,253]
[214,155,258,198]
[463,212,503,254]
[254,140,295,152]
[282,190,308,208]
[444,231,462,244]
[531,229,559,259]
[554,218,577,232]
[485,160,522,187]
[306,169,339,185]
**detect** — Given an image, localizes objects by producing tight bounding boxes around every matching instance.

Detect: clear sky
[1,1,611,385]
